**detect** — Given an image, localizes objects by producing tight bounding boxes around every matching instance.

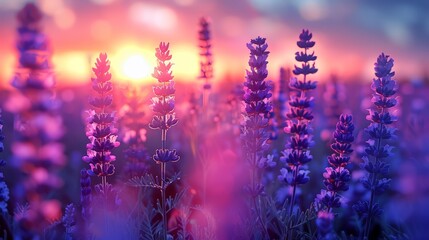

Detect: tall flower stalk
[82,53,120,188]
[81,53,120,239]
[353,53,398,239]
[198,17,213,108]
[7,3,65,235]
[316,114,354,239]
[197,18,213,206]
[150,42,179,240]
[241,36,273,237]
[82,53,120,180]
[278,29,317,237]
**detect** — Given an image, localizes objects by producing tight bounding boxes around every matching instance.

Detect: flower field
[0,1,428,239]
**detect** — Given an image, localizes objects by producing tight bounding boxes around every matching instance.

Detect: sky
[0,0,428,86]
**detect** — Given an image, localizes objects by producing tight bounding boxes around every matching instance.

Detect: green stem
[363,108,385,239]
[161,162,167,240]
[286,168,298,240]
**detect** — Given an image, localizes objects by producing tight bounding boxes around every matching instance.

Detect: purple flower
[153,149,180,163]
[80,169,92,220]
[316,114,354,214]
[7,3,65,235]
[150,42,180,240]
[316,211,336,240]
[62,203,76,235]
[0,174,9,214]
[281,30,317,190]
[281,30,318,222]
[0,111,9,214]
[240,36,272,237]
[354,53,398,239]
[0,110,5,165]
[198,17,213,89]
[241,36,272,173]
[353,201,382,220]
[83,53,120,177]
[150,42,178,132]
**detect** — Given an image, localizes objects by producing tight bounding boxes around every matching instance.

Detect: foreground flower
[315,114,354,238]
[353,53,398,239]
[241,36,272,237]
[150,42,180,240]
[82,53,120,179]
[8,3,65,236]
[279,30,317,219]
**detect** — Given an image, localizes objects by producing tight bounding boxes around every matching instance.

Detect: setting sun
[120,54,151,82]
[1,1,427,239]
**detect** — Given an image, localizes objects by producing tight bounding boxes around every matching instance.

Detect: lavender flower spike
[198,17,213,90]
[315,114,354,238]
[150,42,178,133]
[241,36,272,237]
[0,110,9,214]
[242,36,272,185]
[279,29,317,237]
[354,53,398,239]
[83,53,120,178]
[80,169,92,220]
[150,42,179,240]
[9,3,65,235]
[317,115,354,207]
[316,211,336,240]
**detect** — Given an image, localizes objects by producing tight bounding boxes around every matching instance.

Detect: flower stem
[363,109,384,239]
[287,168,298,240]
[161,161,167,240]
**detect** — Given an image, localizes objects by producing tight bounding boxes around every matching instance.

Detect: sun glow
[120,54,151,82]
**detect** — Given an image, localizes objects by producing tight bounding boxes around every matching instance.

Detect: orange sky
[0,0,427,88]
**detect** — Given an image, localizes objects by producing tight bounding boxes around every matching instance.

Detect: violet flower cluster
[0,111,9,214]
[150,42,179,163]
[316,114,354,210]
[80,169,92,221]
[150,42,179,240]
[198,17,213,90]
[354,53,398,238]
[12,3,52,89]
[8,3,65,235]
[279,29,317,192]
[82,53,120,178]
[315,211,335,240]
[316,114,354,239]
[241,36,273,197]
